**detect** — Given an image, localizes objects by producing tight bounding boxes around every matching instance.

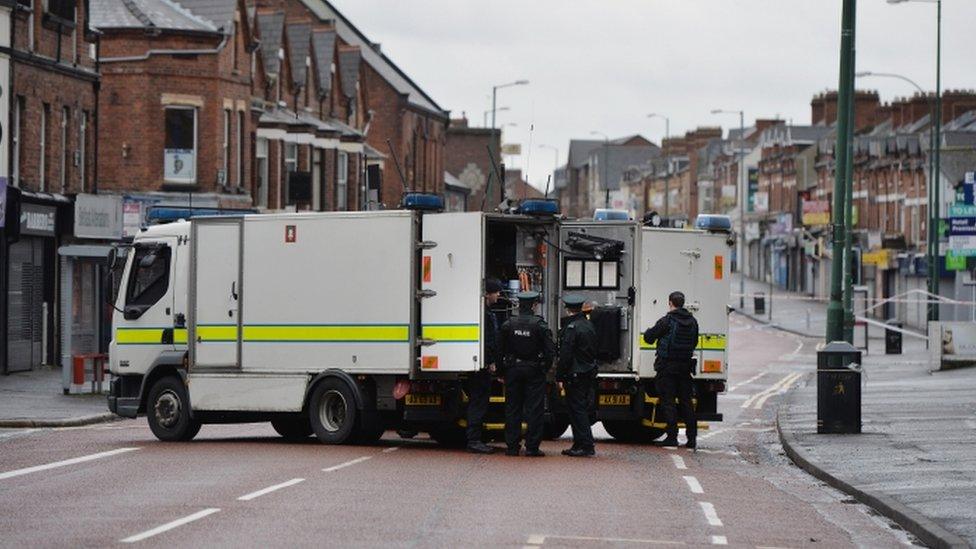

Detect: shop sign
[801,200,830,226]
[948,235,976,257]
[745,222,761,241]
[747,169,759,212]
[753,191,769,213]
[949,204,976,218]
[946,251,968,271]
[861,249,891,267]
[770,213,793,235]
[948,217,976,237]
[21,203,56,237]
[74,194,123,240]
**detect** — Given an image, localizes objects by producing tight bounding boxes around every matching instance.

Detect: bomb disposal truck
[106,196,731,444]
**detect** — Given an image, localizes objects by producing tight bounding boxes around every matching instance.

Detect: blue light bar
[145,206,256,224]
[401,192,444,211]
[694,214,733,232]
[594,209,630,221]
[519,199,560,216]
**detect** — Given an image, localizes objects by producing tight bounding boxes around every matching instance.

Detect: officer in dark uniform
[466,278,504,454]
[498,291,555,457]
[557,294,598,457]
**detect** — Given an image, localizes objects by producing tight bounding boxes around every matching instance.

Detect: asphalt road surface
[0,316,919,548]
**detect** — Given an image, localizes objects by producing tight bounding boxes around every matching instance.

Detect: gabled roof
[311,30,337,96]
[90,0,217,33]
[286,23,312,88]
[587,145,661,191]
[256,11,285,76]
[338,47,361,99]
[298,0,446,117]
[567,139,603,169]
[174,0,237,33]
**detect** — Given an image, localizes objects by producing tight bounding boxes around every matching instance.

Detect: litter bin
[885,319,902,355]
[816,341,861,434]
[754,293,765,315]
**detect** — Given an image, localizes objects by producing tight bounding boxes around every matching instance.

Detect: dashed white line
[728,371,766,392]
[0,447,140,481]
[322,456,372,472]
[671,455,687,470]
[526,534,684,546]
[237,478,305,501]
[120,508,220,543]
[699,502,723,526]
[683,475,704,494]
[381,446,401,453]
[525,534,546,545]
[711,535,728,545]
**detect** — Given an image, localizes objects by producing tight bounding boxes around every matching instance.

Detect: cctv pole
[827,0,856,343]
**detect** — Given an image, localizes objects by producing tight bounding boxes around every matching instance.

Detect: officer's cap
[485,278,504,294]
[517,290,540,304]
[562,294,586,310]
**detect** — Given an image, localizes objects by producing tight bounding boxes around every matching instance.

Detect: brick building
[640,128,720,223]
[444,116,500,211]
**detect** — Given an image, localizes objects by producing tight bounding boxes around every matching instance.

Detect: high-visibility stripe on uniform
[639,333,727,351]
[242,324,409,343]
[421,324,479,343]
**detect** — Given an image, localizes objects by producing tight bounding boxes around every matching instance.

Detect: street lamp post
[712,109,747,310]
[887,0,942,322]
[647,113,671,218]
[591,131,610,209]
[484,106,509,128]
[490,80,529,207]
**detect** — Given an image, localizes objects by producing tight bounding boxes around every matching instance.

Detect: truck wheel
[602,420,664,443]
[271,417,313,441]
[308,378,358,444]
[146,376,201,442]
[429,425,467,447]
[544,417,570,440]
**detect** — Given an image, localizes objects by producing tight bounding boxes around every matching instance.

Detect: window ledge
[42,13,77,33]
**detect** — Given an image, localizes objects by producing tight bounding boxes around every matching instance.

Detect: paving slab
[0,367,115,427]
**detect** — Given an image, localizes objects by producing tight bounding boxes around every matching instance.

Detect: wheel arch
[304,369,367,412]
[138,352,188,415]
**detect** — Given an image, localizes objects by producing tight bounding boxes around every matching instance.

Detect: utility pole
[841,4,858,344]
[827,0,856,343]
[712,109,747,310]
[932,0,942,321]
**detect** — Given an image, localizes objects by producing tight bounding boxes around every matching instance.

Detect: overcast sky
[332,0,976,190]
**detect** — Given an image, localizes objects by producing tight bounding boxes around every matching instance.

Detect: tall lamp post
[647,113,671,218]
[887,0,942,322]
[590,131,611,209]
[538,144,560,196]
[484,106,509,128]
[712,109,747,310]
[490,80,529,208]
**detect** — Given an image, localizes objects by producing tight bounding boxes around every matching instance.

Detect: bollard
[754,293,765,315]
[885,319,903,355]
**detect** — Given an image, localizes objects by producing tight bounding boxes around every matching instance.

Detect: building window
[236,111,244,188]
[60,106,69,192]
[45,0,77,23]
[164,107,197,184]
[40,104,48,191]
[12,96,23,187]
[79,111,87,192]
[337,151,348,211]
[284,142,298,173]
[222,108,231,186]
[256,138,269,208]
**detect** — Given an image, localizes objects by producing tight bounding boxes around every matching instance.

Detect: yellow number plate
[599,394,631,406]
[405,394,442,406]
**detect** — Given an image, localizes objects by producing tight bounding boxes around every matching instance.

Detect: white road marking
[237,478,305,501]
[683,475,704,494]
[526,534,546,544]
[322,456,372,472]
[526,534,684,545]
[752,373,803,409]
[0,429,38,441]
[671,455,687,470]
[711,535,728,545]
[780,338,805,360]
[381,446,400,453]
[698,429,724,440]
[740,372,801,409]
[120,508,220,543]
[728,372,766,392]
[0,447,139,481]
[699,502,723,526]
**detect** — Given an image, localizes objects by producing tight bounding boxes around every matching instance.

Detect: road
[0,315,918,548]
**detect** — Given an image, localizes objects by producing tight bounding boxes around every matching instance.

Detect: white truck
[107,200,731,444]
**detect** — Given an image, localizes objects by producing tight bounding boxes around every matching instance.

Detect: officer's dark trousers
[565,373,595,451]
[504,365,545,451]
[465,370,492,443]
[655,372,696,441]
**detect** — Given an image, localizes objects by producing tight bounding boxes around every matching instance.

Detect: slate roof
[174,0,237,33]
[257,11,285,76]
[286,23,312,88]
[90,0,217,32]
[567,139,603,169]
[588,145,661,191]
[338,47,361,99]
[298,0,446,117]
[311,30,337,95]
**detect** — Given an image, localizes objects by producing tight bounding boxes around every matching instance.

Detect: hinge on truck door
[418,338,437,346]
[417,289,437,299]
[417,240,437,250]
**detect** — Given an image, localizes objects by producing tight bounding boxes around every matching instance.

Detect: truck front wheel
[146,376,201,442]
[271,417,313,441]
[602,420,664,443]
[308,378,358,444]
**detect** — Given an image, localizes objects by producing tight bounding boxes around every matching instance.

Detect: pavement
[0,367,115,428]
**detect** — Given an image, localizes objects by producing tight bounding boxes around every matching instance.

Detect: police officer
[643,291,699,448]
[557,294,598,457]
[498,291,555,457]
[466,278,504,454]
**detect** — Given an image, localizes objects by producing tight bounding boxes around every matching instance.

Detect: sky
[331,0,976,190]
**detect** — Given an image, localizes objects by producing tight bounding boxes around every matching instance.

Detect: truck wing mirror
[124,304,149,320]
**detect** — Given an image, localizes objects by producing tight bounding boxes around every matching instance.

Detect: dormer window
[44,0,75,25]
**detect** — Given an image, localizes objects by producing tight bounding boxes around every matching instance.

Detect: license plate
[405,394,441,406]
[599,394,631,406]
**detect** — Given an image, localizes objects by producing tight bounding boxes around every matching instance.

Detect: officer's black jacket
[484,308,500,366]
[643,308,699,374]
[498,313,555,369]
[557,312,598,381]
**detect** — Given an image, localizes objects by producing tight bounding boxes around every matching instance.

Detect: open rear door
[420,212,484,373]
[189,218,242,369]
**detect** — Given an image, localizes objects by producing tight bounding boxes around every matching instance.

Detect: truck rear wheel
[602,420,664,443]
[271,417,313,441]
[146,376,201,442]
[308,378,358,444]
